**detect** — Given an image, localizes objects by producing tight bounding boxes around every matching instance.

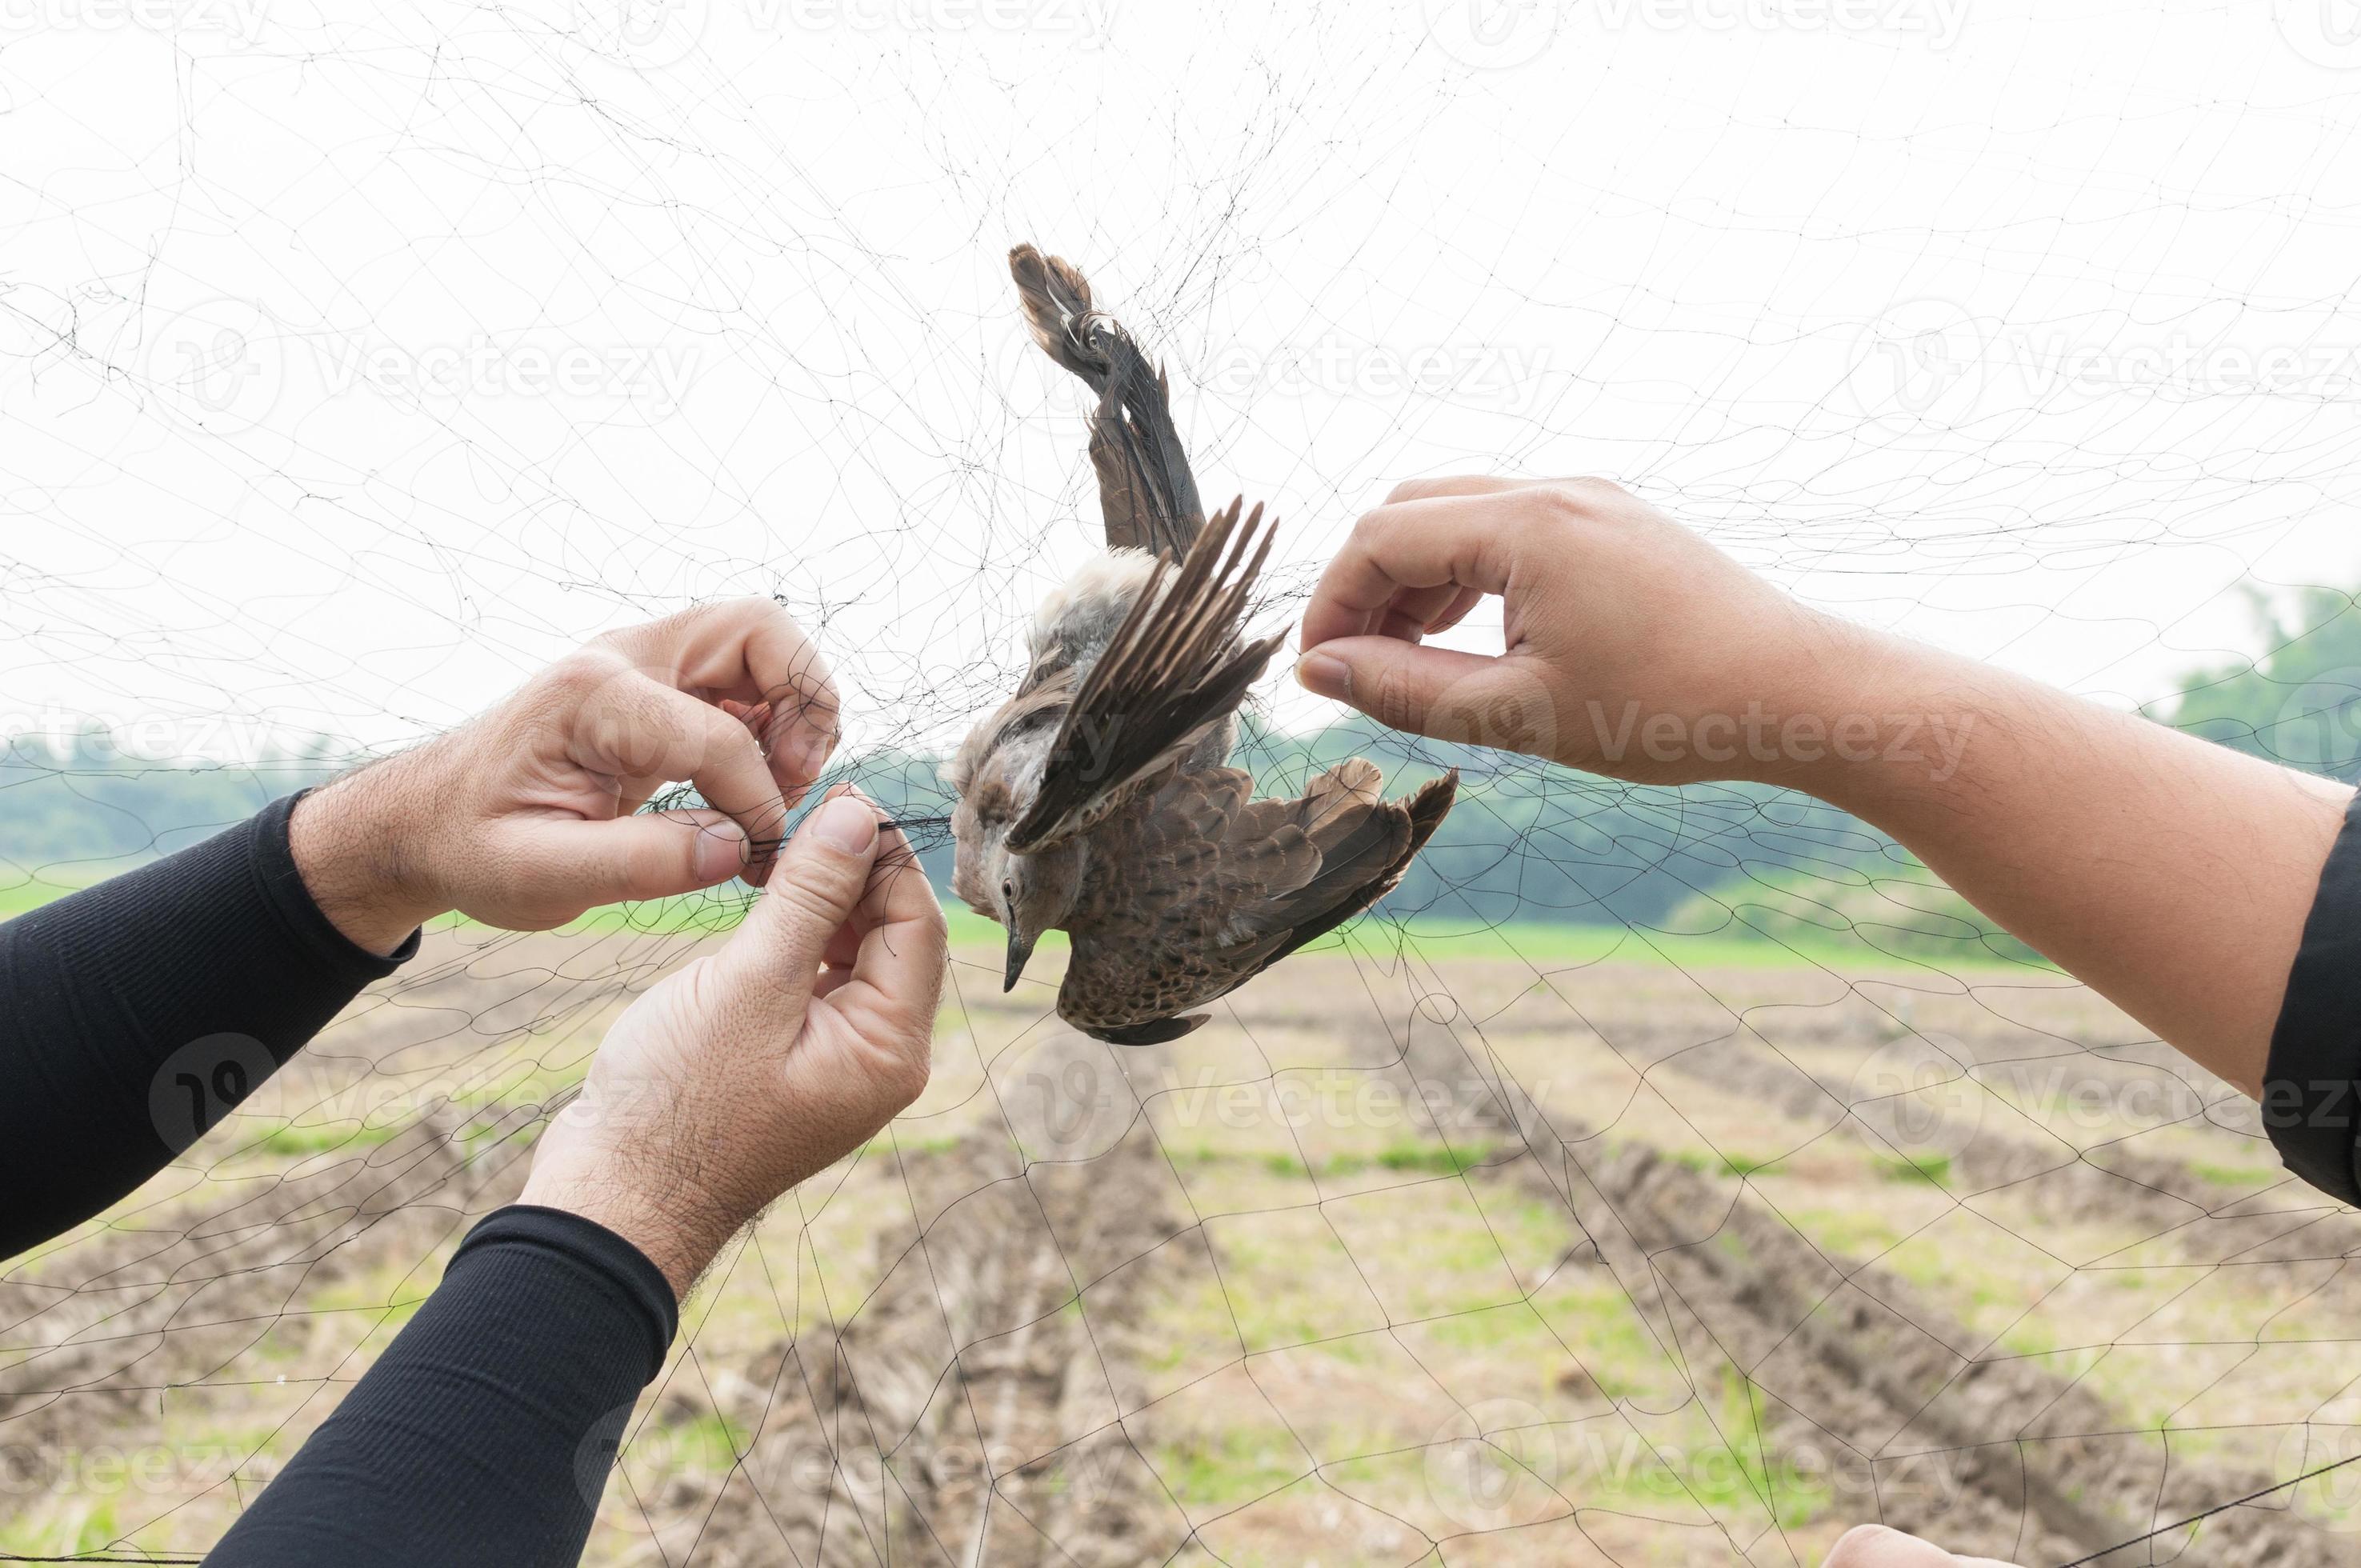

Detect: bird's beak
[1003,930,1038,993]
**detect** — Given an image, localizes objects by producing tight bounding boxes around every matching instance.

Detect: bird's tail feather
[1259,769,1461,967]
[1008,242,1204,557]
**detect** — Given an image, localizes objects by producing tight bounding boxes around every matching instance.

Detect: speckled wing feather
[1057,763,1462,1045]
[1009,242,1203,555]
[1006,498,1283,854]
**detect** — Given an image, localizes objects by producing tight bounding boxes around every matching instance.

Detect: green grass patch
[1327,918,2048,974]
[1318,1142,1495,1178]
[1151,1427,1310,1506]
[3,870,2040,978]
[256,1122,402,1157]
[2188,1160,2278,1187]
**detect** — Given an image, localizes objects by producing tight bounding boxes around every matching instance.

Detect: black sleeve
[2263,787,2361,1204]
[0,791,418,1258]
[202,1205,678,1568]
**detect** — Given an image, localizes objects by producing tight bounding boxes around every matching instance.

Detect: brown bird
[946,243,1458,1045]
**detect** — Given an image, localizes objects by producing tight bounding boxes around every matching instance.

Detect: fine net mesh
[7,2,2361,1562]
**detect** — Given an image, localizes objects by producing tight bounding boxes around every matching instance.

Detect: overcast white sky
[5,0,2359,761]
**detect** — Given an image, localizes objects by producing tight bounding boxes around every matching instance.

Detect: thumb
[706,791,883,1006]
[1298,638,1559,755]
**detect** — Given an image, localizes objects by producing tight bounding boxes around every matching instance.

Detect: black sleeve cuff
[451,1205,682,1371]
[255,789,423,973]
[2263,788,2361,1205]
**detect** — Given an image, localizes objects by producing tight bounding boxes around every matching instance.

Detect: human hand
[1295,476,1870,786]
[290,599,839,954]
[517,790,946,1297]
[1822,1524,2023,1566]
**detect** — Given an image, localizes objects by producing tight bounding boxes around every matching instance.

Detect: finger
[721,697,773,736]
[1423,585,1487,637]
[759,810,941,1161]
[1377,582,1486,642]
[1822,1525,2019,1568]
[812,817,923,971]
[1295,638,1537,743]
[571,674,794,854]
[807,812,929,993]
[706,791,886,1025]
[809,822,946,1068]
[492,808,747,914]
[610,599,842,797]
[1299,493,1527,651]
[1382,474,1553,505]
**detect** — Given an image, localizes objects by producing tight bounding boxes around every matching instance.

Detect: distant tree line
[0,730,342,878]
[2155,586,2361,783]
[6,586,2351,947]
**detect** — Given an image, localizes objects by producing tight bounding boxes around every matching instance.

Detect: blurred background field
[7,595,2361,1563]
[8,910,2359,1566]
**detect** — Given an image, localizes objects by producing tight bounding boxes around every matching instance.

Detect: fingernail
[694,819,749,882]
[1297,651,1351,700]
[780,723,836,782]
[808,794,878,855]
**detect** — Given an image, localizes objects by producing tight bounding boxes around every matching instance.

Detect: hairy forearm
[1783,622,2351,1097]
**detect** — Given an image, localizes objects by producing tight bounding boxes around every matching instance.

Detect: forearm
[1296,474,2357,1146]
[0,793,415,1258]
[202,1206,675,1568]
[1786,622,2351,1097]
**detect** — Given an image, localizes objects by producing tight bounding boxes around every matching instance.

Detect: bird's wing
[1009,243,1203,556]
[1006,498,1281,854]
[1054,766,1278,1042]
[1056,762,1461,1044]
[1228,763,1459,969]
